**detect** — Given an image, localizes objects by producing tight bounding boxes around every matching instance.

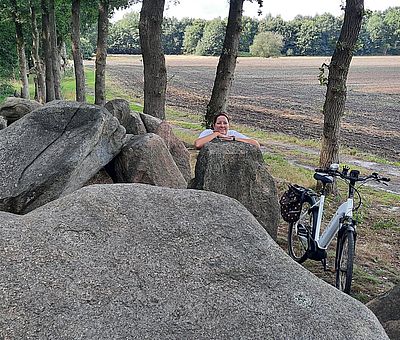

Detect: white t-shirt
[198,129,249,139]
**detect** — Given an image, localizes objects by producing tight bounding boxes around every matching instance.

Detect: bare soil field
[106,55,400,162]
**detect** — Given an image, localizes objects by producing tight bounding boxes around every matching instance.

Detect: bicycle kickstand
[321,258,328,271]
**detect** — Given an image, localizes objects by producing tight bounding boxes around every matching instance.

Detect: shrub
[250,31,283,58]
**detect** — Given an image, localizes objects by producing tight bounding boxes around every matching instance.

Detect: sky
[112,0,400,22]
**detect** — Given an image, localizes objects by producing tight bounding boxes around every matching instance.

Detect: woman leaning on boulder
[194,112,260,150]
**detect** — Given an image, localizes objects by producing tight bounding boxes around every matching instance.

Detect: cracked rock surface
[0,100,125,214]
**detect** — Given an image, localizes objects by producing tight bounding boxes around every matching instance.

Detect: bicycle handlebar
[314,167,390,184]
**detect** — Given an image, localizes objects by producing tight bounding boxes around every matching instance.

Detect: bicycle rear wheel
[288,198,316,263]
[336,230,355,294]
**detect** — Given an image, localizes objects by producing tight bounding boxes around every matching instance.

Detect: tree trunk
[49,0,62,99]
[71,0,86,102]
[59,40,67,74]
[205,0,244,128]
[41,0,55,102]
[95,0,109,106]
[139,0,167,119]
[319,0,364,170]
[30,0,46,103]
[11,0,29,99]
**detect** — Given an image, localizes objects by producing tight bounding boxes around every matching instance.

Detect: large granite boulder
[140,112,191,182]
[107,133,187,189]
[367,284,400,339]
[0,97,42,124]
[190,140,280,240]
[0,184,388,339]
[105,98,146,135]
[0,100,125,214]
[0,116,6,130]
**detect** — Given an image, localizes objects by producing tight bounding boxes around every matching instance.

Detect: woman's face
[213,115,229,135]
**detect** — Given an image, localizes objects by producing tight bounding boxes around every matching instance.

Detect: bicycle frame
[286,164,390,294]
[313,196,354,249]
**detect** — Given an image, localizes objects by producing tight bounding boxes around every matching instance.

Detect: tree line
[106,7,400,57]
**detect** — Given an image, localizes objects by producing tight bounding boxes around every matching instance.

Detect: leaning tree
[205,0,263,128]
[319,0,364,171]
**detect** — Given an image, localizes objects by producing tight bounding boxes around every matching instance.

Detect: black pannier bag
[279,184,305,223]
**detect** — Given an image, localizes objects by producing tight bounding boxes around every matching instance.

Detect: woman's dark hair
[211,112,230,128]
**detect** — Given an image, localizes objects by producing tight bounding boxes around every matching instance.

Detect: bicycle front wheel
[336,230,355,294]
[288,198,316,263]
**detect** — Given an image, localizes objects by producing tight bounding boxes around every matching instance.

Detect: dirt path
[264,140,400,194]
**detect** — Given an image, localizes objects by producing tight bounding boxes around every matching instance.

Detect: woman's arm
[194,131,222,149]
[235,136,260,149]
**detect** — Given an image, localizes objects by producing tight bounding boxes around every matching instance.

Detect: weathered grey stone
[107,133,187,189]
[367,284,400,339]
[140,112,162,132]
[0,97,42,124]
[140,113,191,182]
[105,99,146,135]
[0,184,388,339]
[154,121,191,182]
[84,168,114,186]
[0,100,125,214]
[190,139,280,240]
[0,116,6,130]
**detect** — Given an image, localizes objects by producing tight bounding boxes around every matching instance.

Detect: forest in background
[1,5,400,83]
[106,8,400,56]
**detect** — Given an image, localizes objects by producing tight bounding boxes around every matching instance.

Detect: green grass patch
[263,152,315,187]
[171,127,198,146]
[372,218,399,231]
[130,102,143,112]
[61,74,77,100]
[168,120,203,131]
[166,108,203,123]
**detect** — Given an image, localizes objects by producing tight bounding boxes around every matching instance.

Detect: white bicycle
[285,164,390,294]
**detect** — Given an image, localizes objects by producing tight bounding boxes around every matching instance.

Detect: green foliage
[250,31,283,57]
[103,6,400,57]
[108,11,140,54]
[80,37,96,59]
[162,17,192,55]
[0,18,18,78]
[0,81,15,102]
[318,63,329,85]
[195,18,226,56]
[108,12,192,55]
[239,16,259,52]
[182,19,205,54]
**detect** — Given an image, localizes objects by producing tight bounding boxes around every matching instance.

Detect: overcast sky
[112,0,399,22]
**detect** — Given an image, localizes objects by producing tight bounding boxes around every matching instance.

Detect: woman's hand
[194,131,222,149]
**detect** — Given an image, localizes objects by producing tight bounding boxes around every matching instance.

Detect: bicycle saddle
[313,172,333,184]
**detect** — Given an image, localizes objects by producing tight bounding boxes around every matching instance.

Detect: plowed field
[106,55,400,162]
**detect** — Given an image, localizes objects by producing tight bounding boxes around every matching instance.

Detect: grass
[372,218,399,231]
